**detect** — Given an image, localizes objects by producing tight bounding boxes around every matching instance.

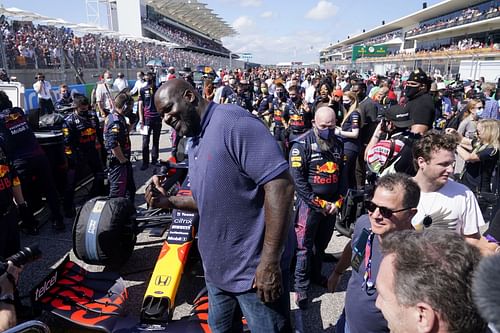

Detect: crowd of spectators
[1,19,233,71]
[142,18,230,55]
[364,30,402,46]
[406,3,500,37]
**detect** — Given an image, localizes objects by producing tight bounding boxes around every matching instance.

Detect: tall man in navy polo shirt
[146,79,295,333]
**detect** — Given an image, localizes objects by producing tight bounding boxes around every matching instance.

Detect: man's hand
[253,261,283,303]
[324,203,338,215]
[145,178,173,209]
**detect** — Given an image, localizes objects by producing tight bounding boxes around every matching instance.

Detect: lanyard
[362,232,376,292]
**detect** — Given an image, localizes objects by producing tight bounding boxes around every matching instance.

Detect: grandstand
[141,0,236,57]
[0,1,240,86]
[320,0,500,80]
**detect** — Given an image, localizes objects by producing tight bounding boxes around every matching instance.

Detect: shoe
[151,160,159,166]
[19,223,39,236]
[311,275,329,289]
[140,164,149,171]
[295,291,308,309]
[52,219,65,232]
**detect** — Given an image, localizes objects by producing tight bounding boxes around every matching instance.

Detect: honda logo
[155,275,171,286]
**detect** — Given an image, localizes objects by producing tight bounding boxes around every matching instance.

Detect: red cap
[334,89,343,97]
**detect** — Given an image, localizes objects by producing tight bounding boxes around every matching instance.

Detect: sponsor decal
[291,161,302,168]
[291,148,300,156]
[291,156,302,162]
[34,271,58,301]
[316,161,338,174]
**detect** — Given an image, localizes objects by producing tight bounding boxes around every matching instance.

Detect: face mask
[229,79,236,85]
[317,127,331,140]
[77,108,89,116]
[63,92,70,99]
[405,86,420,99]
[105,78,112,84]
[277,91,285,99]
[343,102,351,109]
[291,96,299,103]
[253,86,259,93]
[476,108,484,118]
[261,88,268,94]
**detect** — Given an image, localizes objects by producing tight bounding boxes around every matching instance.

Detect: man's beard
[313,127,335,151]
[179,103,202,137]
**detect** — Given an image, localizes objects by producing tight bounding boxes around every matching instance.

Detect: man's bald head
[314,106,336,126]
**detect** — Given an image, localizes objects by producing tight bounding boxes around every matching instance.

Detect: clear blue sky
[1,0,443,64]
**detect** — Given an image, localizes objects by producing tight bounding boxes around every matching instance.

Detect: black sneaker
[140,164,149,171]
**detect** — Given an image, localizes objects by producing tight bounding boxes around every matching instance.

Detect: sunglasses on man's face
[365,201,412,219]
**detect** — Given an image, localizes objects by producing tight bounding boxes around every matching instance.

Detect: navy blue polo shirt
[189,102,290,293]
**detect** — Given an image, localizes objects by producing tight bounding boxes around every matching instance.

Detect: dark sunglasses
[365,201,413,218]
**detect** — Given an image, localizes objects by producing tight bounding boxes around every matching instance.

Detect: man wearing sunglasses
[327,173,420,333]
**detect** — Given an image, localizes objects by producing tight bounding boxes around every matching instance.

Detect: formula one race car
[29,164,248,333]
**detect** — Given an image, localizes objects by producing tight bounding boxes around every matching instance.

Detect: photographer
[365,105,421,177]
[0,261,20,332]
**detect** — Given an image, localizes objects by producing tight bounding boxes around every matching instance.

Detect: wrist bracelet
[495,246,500,254]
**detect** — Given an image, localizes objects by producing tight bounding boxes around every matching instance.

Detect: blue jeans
[206,278,292,333]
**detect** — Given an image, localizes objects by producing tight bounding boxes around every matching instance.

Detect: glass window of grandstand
[406,1,500,37]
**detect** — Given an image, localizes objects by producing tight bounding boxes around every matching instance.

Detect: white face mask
[105,78,112,84]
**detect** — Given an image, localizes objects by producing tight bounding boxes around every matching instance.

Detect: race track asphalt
[18,123,351,332]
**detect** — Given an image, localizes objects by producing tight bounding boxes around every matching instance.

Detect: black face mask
[291,96,299,103]
[343,102,351,109]
[277,91,285,100]
[405,86,420,99]
[77,108,89,116]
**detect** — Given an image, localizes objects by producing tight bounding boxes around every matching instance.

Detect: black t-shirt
[358,97,378,144]
[406,93,435,129]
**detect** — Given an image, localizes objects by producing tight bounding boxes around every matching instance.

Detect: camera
[380,118,388,132]
[6,245,41,267]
